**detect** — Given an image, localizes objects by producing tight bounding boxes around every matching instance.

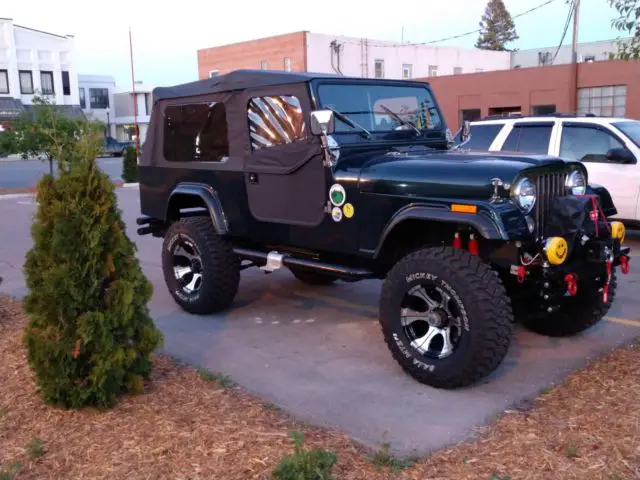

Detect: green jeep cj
[135,70,632,389]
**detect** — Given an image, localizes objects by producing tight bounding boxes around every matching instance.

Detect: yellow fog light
[544,237,569,265]
[611,221,625,243]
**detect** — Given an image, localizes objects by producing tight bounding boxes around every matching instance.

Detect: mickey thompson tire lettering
[161,216,240,314]
[379,246,514,389]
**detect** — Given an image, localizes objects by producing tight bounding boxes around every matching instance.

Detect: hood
[354,150,571,199]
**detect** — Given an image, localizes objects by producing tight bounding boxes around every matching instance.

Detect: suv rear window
[500,124,552,155]
[457,123,503,150]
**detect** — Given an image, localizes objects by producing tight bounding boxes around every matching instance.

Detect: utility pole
[570,0,581,113]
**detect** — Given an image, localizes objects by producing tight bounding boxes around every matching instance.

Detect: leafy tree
[609,0,640,59]
[475,0,519,51]
[22,118,163,409]
[121,146,139,183]
[0,94,103,175]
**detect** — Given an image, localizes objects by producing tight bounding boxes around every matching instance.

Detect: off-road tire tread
[162,216,240,315]
[380,246,514,389]
[522,271,618,337]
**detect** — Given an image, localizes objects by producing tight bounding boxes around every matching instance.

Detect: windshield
[316,83,443,134]
[612,120,640,148]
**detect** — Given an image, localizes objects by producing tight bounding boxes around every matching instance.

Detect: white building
[78,74,116,137]
[0,18,82,126]
[197,31,512,82]
[113,82,154,143]
[511,37,634,68]
[305,33,511,79]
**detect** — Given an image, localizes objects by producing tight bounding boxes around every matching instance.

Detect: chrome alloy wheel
[400,284,464,359]
[171,237,204,295]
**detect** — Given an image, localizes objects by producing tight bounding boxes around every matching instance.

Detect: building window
[40,71,55,95]
[284,57,292,72]
[19,71,33,94]
[79,88,86,109]
[62,71,71,96]
[0,70,8,94]
[163,102,229,162]
[248,95,305,151]
[583,55,596,63]
[89,88,109,109]
[453,66,463,75]
[208,70,219,78]
[402,64,412,79]
[531,104,556,116]
[374,59,384,79]
[428,65,438,77]
[460,108,481,123]
[260,60,268,70]
[578,85,626,117]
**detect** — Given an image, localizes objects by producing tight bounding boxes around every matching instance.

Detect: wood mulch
[1,294,638,480]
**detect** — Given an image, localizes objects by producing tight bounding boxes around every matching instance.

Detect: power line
[552,0,575,62]
[340,0,560,48]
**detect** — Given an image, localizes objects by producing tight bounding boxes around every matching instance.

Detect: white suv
[457,114,640,224]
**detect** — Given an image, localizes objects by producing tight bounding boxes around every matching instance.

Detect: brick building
[197,31,511,81]
[422,59,640,131]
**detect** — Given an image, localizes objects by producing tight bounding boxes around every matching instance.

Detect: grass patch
[198,369,234,388]
[25,437,45,459]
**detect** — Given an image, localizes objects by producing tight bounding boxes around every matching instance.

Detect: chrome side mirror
[310,110,335,136]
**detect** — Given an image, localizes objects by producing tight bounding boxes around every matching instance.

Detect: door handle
[248,173,258,184]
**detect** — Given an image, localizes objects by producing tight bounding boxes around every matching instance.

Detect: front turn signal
[544,237,569,265]
[611,221,625,243]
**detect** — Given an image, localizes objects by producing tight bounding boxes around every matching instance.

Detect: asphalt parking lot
[1,187,639,457]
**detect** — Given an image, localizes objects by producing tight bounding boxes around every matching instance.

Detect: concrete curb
[122,183,139,188]
[0,193,34,200]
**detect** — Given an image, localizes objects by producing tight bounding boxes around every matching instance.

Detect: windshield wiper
[325,107,372,139]
[379,104,421,136]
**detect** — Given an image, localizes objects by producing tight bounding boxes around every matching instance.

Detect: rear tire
[379,246,513,389]
[162,216,240,314]
[290,267,338,285]
[521,271,617,337]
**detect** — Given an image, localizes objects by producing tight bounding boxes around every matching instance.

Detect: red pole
[129,27,141,158]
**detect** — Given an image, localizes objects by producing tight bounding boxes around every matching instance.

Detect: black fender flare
[373,204,507,259]
[166,183,229,234]
[586,183,617,218]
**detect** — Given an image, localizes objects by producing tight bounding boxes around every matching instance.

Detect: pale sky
[3,0,625,88]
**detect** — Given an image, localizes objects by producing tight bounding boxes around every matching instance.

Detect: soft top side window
[163,102,229,162]
[247,95,305,151]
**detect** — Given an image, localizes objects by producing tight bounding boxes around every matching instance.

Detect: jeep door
[553,122,639,221]
[240,84,328,229]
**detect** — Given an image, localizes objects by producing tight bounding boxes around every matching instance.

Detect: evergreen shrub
[22,128,163,409]
[122,146,138,183]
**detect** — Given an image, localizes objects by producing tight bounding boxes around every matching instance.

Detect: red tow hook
[564,274,578,296]
[620,255,630,275]
[516,266,527,284]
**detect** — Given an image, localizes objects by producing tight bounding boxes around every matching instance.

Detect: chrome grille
[533,171,568,239]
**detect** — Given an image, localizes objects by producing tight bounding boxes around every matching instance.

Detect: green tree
[121,146,139,183]
[609,0,640,59]
[0,94,103,175]
[22,119,163,409]
[475,0,519,51]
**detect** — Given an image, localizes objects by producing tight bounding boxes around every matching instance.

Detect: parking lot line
[606,316,640,328]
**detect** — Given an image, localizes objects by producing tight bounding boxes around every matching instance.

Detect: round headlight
[512,177,536,214]
[566,169,586,195]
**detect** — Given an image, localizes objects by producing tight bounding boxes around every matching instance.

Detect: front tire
[162,216,240,314]
[379,247,513,389]
[521,271,617,337]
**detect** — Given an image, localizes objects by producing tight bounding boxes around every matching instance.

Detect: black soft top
[152,69,432,103]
